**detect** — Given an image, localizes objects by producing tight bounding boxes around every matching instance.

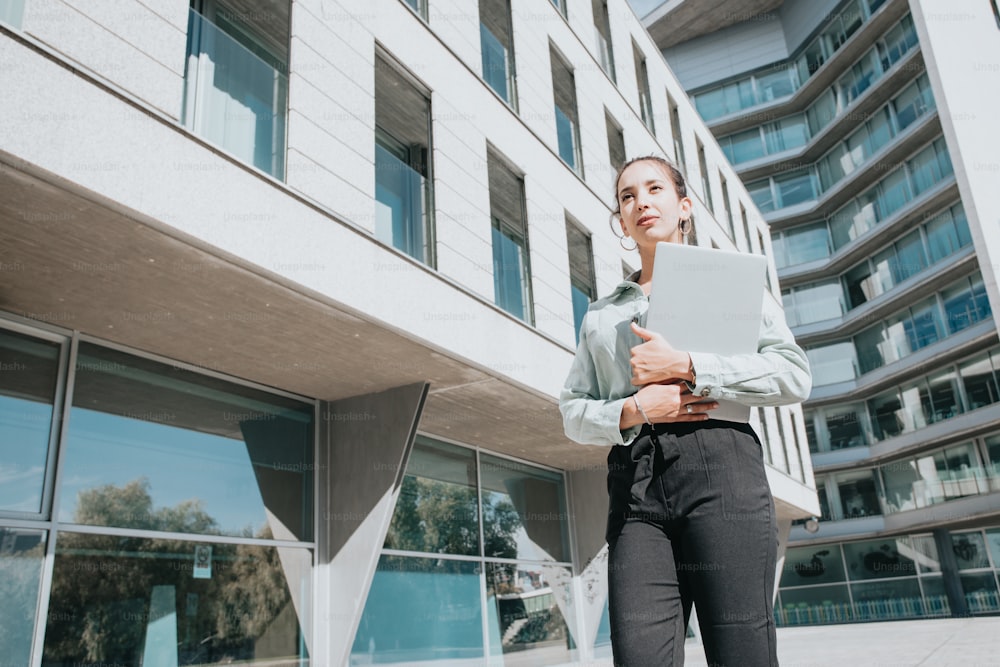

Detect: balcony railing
[182,8,287,179]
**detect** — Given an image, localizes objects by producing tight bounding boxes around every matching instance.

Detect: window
[43,341,315,664]
[592,0,615,81]
[892,74,935,131]
[926,203,971,263]
[183,0,289,178]
[633,43,654,132]
[739,204,750,252]
[402,0,428,20]
[488,151,533,323]
[375,53,435,266]
[480,0,517,107]
[551,45,583,175]
[941,274,992,334]
[772,222,831,268]
[783,280,844,326]
[773,169,818,209]
[358,437,574,664]
[668,92,686,173]
[0,0,24,27]
[720,175,734,238]
[909,138,954,196]
[605,111,626,173]
[696,139,713,212]
[566,219,597,343]
[550,0,567,17]
[836,470,881,518]
[806,341,857,386]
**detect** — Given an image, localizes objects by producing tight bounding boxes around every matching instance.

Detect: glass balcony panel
[375,143,430,264]
[756,67,797,102]
[844,260,877,308]
[942,277,992,334]
[774,170,818,208]
[807,342,857,386]
[695,87,728,121]
[764,115,809,154]
[926,207,969,263]
[818,144,849,191]
[353,556,483,663]
[787,281,844,325]
[486,562,575,664]
[876,168,912,220]
[748,179,775,213]
[43,533,312,665]
[855,323,889,373]
[960,355,1000,411]
[728,128,765,164]
[868,389,906,441]
[891,230,927,284]
[807,90,837,135]
[183,9,287,179]
[782,223,832,266]
[905,297,944,352]
[0,529,45,667]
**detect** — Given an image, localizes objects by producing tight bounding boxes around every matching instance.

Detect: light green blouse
[559,276,812,447]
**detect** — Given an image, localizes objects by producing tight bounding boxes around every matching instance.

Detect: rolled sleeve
[687,305,812,406]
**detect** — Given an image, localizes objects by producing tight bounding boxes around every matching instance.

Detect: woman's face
[616,160,692,249]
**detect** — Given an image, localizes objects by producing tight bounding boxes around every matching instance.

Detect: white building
[0,0,815,664]
[640,0,1000,626]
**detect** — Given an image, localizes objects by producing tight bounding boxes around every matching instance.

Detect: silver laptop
[645,242,767,423]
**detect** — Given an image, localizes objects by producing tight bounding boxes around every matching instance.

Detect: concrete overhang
[0,154,600,471]
[643,0,785,50]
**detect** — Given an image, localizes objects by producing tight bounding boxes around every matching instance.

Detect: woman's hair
[609,155,694,240]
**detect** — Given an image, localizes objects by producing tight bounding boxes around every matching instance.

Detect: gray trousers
[606,420,779,667]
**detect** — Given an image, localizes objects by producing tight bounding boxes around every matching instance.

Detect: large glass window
[367,437,575,663]
[488,152,533,323]
[668,94,686,173]
[182,2,289,179]
[551,46,583,175]
[893,74,936,131]
[910,138,954,196]
[480,0,517,107]
[385,437,479,556]
[763,115,809,154]
[783,280,844,326]
[566,220,596,344]
[879,442,984,513]
[61,343,315,540]
[773,222,831,268]
[0,529,46,666]
[926,204,971,263]
[774,169,818,208]
[375,54,435,266]
[961,354,1000,411]
[782,545,847,586]
[353,556,483,663]
[0,328,61,515]
[43,533,312,665]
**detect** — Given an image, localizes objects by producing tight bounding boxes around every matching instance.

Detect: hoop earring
[620,236,637,251]
[679,218,692,236]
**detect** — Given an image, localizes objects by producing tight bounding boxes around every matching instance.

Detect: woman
[560,156,811,666]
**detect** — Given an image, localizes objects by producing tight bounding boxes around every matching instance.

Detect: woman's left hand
[629,322,692,386]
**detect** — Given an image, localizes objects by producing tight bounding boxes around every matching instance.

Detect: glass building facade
[648,0,1000,625]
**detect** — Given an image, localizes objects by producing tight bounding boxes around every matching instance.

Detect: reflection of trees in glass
[43,478,304,666]
[385,476,519,560]
[0,531,45,666]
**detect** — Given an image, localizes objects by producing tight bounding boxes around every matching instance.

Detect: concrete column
[933,527,968,617]
[316,382,428,667]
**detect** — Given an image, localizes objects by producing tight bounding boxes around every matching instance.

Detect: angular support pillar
[566,466,612,660]
[316,382,429,667]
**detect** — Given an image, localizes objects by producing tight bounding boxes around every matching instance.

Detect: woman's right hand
[621,382,719,429]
